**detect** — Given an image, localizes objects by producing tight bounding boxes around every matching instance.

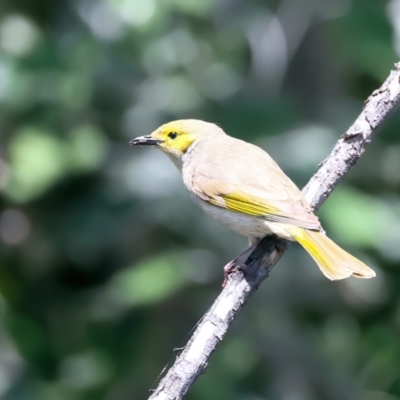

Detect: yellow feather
[287,226,375,280]
[206,191,320,230]
[211,192,281,216]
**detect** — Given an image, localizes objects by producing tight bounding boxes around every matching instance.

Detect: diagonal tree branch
[148,62,400,400]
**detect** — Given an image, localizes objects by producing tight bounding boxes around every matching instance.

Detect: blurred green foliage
[0,0,400,399]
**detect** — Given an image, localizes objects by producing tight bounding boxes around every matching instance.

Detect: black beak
[129,135,164,146]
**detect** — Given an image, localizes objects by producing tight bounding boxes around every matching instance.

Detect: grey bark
[148,63,400,400]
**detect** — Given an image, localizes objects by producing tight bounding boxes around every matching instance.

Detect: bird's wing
[192,178,320,230]
[189,137,320,230]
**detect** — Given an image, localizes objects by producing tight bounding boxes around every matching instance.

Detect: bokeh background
[1,0,400,399]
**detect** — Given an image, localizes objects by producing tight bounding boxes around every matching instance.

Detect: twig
[148,63,400,400]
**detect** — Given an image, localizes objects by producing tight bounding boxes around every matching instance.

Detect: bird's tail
[287,226,376,280]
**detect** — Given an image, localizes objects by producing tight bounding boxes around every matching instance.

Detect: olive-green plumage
[130,119,375,281]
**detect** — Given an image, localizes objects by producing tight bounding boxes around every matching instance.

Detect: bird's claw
[222,261,249,287]
[222,261,235,286]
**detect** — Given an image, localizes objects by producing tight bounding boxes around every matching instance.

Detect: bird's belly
[194,198,273,238]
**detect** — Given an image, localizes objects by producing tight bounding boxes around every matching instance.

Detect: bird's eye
[168,132,178,139]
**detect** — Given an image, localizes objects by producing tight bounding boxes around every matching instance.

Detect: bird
[130,119,375,282]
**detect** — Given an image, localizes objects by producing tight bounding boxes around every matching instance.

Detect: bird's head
[130,119,225,168]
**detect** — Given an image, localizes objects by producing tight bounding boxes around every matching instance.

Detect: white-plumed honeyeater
[130,119,375,281]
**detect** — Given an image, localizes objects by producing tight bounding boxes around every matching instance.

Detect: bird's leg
[222,239,259,286]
